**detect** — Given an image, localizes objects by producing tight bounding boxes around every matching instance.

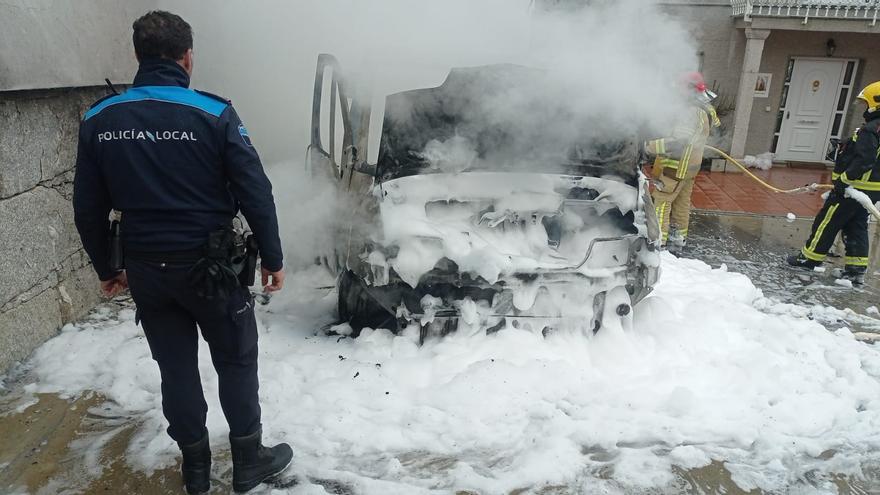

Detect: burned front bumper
[352,235,659,331]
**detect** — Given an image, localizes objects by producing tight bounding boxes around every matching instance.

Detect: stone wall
[0,87,109,372]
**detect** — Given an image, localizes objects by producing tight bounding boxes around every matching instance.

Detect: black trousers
[801,190,880,269]
[126,258,261,445]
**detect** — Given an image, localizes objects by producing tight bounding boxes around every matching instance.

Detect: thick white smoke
[157,0,698,268]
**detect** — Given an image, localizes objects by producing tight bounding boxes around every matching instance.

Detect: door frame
[773,56,860,163]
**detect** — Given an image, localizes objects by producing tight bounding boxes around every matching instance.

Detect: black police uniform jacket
[73,58,283,280]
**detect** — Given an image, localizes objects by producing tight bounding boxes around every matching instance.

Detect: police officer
[73,11,292,494]
[787,80,880,283]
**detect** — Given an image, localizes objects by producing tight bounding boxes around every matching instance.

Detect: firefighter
[787,81,880,282]
[73,11,292,493]
[646,72,721,254]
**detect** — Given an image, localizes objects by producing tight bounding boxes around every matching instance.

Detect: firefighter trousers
[651,174,695,245]
[801,191,880,269]
[126,257,261,445]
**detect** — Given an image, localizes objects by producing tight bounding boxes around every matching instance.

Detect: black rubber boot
[178,432,211,494]
[843,265,867,285]
[666,241,687,258]
[786,253,821,270]
[230,427,293,493]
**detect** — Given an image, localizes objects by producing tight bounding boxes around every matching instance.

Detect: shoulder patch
[238,123,253,147]
[195,89,232,105]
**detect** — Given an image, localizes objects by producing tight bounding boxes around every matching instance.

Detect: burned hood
[376,64,641,183]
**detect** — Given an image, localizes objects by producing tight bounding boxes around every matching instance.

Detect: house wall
[660,1,743,96]
[660,1,745,148]
[744,30,880,157]
[661,1,880,160]
[0,1,145,91]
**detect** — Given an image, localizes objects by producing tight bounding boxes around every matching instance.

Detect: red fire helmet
[680,72,716,103]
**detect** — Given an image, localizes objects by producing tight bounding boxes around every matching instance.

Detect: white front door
[777,59,846,162]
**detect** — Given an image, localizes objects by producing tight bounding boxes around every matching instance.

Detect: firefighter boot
[843,265,867,285]
[178,432,211,494]
[666,226,686,257]
[230,427,293,492]
[786,253,821,270]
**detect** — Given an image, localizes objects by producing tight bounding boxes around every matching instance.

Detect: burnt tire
[337,270,399,336]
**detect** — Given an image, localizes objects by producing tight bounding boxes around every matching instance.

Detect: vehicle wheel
[336,270,355,323]
[337,270,399,336]
[419,318,457,345]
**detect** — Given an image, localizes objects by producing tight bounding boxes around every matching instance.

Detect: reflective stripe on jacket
[840,113,880,191]
[646,105,715,181]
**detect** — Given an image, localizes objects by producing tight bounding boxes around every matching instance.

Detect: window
[830,60,859,144]
[772,58,795,152]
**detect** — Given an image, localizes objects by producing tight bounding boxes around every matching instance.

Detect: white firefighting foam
[374,172,643,288]
[368,170,654,332]
[18,253,880,494]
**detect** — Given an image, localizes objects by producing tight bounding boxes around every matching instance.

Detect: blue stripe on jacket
[84,86,228,120]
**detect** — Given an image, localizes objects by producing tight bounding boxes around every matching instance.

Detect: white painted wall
[0,1,158,91]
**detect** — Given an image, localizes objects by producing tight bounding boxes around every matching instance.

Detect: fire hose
[705,145,833,194]
[705,145,880,222]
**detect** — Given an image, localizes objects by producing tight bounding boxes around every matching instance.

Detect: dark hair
[132,11,193,61]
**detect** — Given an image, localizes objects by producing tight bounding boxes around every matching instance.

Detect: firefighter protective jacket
[645,104,719,181]
[73,58,283,280]
[838,111,880,192]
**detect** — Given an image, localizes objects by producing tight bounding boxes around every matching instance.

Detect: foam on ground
[17,253,880,494]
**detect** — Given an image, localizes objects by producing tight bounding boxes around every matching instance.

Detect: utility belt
[125,248,203,263]
[109,218,260,299]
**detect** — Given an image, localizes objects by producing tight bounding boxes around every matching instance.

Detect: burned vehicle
[308,54,661,341]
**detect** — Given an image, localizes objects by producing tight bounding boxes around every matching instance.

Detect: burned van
[308,54,661,341]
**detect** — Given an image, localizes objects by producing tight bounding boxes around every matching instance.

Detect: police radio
[108,211,123,272]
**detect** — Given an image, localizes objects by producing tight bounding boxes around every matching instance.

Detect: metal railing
[731,0,880,24]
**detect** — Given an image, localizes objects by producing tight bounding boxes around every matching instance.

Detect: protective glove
[833,179,847,199]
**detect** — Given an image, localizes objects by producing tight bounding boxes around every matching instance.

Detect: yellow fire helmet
[856,81,880,112]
